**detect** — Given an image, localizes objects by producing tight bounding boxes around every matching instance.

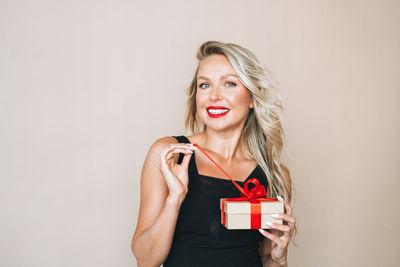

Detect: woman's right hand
[159,143,197,204]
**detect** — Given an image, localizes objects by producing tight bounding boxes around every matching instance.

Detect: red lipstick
[206,106,230,118]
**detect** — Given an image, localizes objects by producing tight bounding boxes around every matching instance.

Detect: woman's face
[196,54,254,132]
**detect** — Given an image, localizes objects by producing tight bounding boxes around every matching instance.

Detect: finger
[180,152,193,168]
[166,148,193,161]
[163,146,191,160]
[169,142,187,145]
[273,213,296,235]
[270,223,293,240]
[282,223,295,238]
[166,147,196,161]
[271,213,296,225]
[269,229,291,246]
[169,143,198,151]
[163,146,179,166]
[265,222,290,233]
[162,145,179,157]
[160,146,186,170]
[159,150,170,171]
[277,196,292,216]
[258,229,284,247]
[164,144,192,154]
[169,142,192,146]
[282,228,293,239]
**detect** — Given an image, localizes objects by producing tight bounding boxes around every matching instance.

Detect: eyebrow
[197,74,238,81]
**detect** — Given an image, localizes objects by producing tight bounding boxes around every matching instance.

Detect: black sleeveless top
[163,136,268,267]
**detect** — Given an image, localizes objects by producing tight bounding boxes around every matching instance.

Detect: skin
[131,54,296,267]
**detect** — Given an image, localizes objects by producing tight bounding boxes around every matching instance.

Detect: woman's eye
[199,83,209,89]
[225,82,236,87]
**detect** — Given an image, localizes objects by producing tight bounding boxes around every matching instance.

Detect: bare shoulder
[140,136,176,184]
[145,136,180,158]
[148,136,177,152]
[144,136,182,167]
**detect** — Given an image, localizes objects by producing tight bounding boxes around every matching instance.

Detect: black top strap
[172,135,190,164]
[172,135,190,143]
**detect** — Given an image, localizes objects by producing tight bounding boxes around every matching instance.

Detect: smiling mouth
[206,108,230,118]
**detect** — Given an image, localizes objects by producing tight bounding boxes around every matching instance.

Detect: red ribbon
[193,143,278,229]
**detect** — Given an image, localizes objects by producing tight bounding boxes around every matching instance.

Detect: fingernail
[258,229,266,233]
[185,150,193,153]
[270,213,280,218]
[277,196,284,201]
[265,222,274,227]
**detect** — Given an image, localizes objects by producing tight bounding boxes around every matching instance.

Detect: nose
[209,84,222,101]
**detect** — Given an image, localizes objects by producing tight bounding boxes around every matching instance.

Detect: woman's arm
[259,230,288,267]
[258,164,294,266]
[130,137,195,267]
[264,257,288,267]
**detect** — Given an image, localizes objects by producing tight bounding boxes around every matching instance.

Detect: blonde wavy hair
[184,41,292,203]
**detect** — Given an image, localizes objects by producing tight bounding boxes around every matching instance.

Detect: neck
[200,127,249,162]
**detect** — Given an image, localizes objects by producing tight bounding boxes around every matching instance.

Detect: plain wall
[1,0,399,266]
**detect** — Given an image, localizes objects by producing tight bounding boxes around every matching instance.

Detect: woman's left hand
[258,196,296,265]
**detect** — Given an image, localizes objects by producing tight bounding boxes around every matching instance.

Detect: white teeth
[208,109,229,115]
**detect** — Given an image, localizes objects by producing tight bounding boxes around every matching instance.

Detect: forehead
[197,54,236,78]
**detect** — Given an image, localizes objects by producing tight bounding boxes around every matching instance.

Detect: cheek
[238,90,252,106]
[195,92,206,106]
[233,92,252,107]
[195,94,203,114]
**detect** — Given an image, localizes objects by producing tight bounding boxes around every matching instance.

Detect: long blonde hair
[184,41,291,203]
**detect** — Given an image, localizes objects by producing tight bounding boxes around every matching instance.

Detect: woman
[131,41,296,267]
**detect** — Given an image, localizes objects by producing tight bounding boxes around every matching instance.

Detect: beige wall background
[1,0,399,266]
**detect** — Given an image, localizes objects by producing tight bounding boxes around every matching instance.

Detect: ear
[249,101,254,109]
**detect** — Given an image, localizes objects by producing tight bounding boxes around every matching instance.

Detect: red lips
[206,106,230,118]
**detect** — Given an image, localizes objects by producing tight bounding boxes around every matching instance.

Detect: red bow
[241,178,267,199]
